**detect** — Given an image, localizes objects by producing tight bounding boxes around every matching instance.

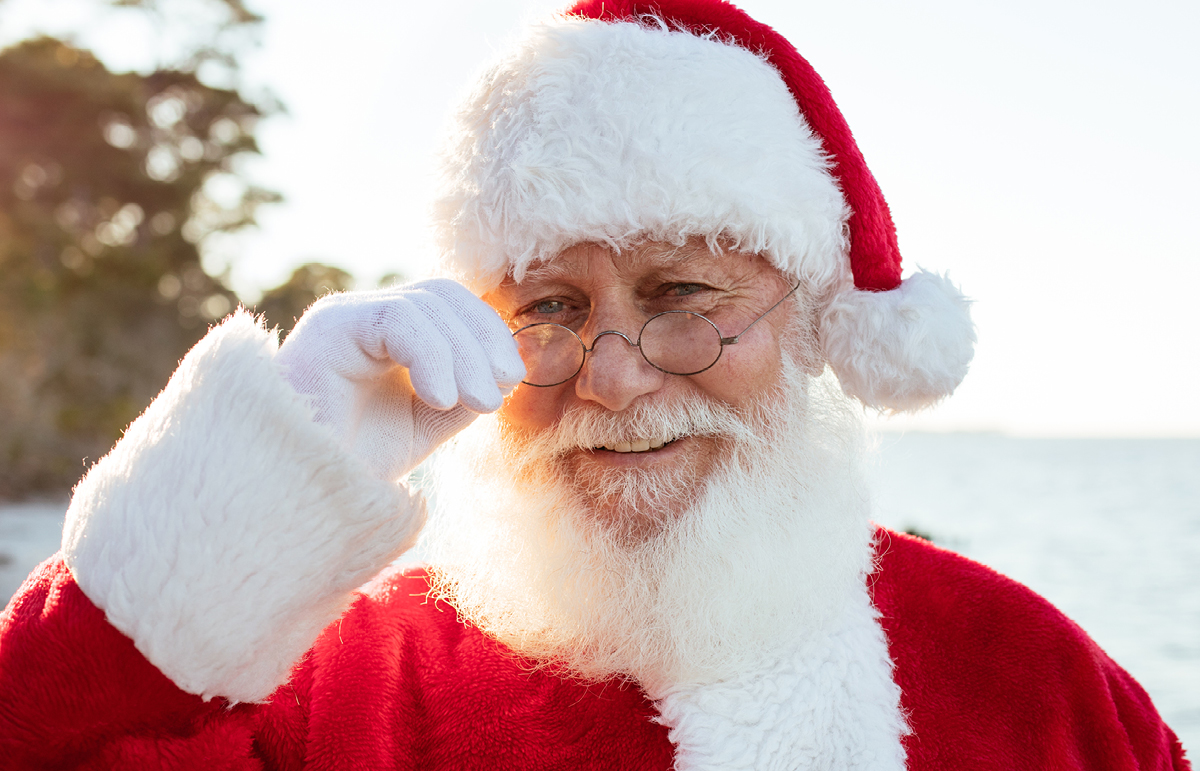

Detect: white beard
[422,355,876,692]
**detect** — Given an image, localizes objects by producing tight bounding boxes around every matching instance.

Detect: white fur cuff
[62,310,424,703]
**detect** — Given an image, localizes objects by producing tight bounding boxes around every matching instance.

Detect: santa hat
[433,0,975,411]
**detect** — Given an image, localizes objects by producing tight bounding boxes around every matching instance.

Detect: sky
[2,0,1197,437]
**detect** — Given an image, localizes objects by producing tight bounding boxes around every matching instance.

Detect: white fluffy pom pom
[820,270,975,412]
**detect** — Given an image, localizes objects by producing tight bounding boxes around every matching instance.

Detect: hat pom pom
[820,269,975,412]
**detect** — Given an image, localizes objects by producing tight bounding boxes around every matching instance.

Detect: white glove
[276,279,525,482]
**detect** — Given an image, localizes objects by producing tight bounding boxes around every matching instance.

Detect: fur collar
[651,582,907,770]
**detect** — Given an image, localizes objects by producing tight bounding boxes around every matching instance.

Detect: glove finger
[404,292,510,413]
[372,302,461,410]
[282,293,390,382]
[414,279,526,388]
[376,295,502,413]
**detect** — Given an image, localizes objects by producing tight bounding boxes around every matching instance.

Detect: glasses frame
[513,280,801,387]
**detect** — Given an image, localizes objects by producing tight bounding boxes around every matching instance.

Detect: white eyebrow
[514,241,723,285]
[517,260,577,285]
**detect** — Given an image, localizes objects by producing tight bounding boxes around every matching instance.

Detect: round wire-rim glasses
[512,280,801,387]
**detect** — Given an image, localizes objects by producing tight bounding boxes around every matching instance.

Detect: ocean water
[869,432,1200,757]
[2,433,1196,756]
[0,499,66,608]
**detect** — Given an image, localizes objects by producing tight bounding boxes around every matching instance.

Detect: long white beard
[423,356,875,691]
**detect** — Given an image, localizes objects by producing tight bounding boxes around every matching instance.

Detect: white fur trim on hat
[820,270,975,411]
[433,17,849,295]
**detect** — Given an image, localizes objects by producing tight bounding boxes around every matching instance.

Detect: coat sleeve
[0,311,423,766]
[0,557,267,768]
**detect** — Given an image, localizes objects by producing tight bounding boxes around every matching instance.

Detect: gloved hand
[275,278,525,482]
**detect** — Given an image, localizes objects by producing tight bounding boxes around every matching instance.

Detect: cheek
[498,382,570,432]
[691,331,784,406]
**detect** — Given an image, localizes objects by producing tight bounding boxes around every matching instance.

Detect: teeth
[596,435,677,453]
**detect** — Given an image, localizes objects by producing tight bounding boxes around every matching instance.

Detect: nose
[574,328,665,411]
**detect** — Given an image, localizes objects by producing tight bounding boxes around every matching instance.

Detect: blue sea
[2,433,1197,756]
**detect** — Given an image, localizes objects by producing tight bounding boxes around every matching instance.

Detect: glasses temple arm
[720,280,802,345]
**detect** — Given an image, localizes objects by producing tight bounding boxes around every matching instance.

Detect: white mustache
[526,395,765,461]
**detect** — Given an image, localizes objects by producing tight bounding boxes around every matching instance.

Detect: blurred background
[0,0,1196,755]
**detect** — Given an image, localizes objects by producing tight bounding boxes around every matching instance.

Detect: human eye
[514,296,579,324]
[666,283,709,298]
[532,299,567,314]
[653,282,719,311]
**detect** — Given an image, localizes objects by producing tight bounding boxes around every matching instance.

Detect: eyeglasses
[512,281,800,387]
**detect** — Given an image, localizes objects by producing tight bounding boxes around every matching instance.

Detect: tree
[0,36,277,497]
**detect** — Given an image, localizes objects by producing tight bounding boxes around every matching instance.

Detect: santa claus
[0,1,1189,769]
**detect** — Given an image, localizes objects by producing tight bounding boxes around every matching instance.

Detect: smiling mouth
[593,435,680,453]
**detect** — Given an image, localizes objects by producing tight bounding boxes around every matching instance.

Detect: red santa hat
[433,0,975,411]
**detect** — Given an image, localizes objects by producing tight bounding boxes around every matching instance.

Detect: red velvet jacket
[0,529,1189,770]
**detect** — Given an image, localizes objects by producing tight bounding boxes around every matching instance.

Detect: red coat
[0,529,1189,770]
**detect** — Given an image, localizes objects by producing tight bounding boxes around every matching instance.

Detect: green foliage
[0,36,278,497]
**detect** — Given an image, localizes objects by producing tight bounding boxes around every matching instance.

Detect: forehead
[510,240,774,287]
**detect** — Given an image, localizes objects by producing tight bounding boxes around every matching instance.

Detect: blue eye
[534,299,566,314]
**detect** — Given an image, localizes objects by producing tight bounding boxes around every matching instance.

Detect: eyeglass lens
[513,311,724,387]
